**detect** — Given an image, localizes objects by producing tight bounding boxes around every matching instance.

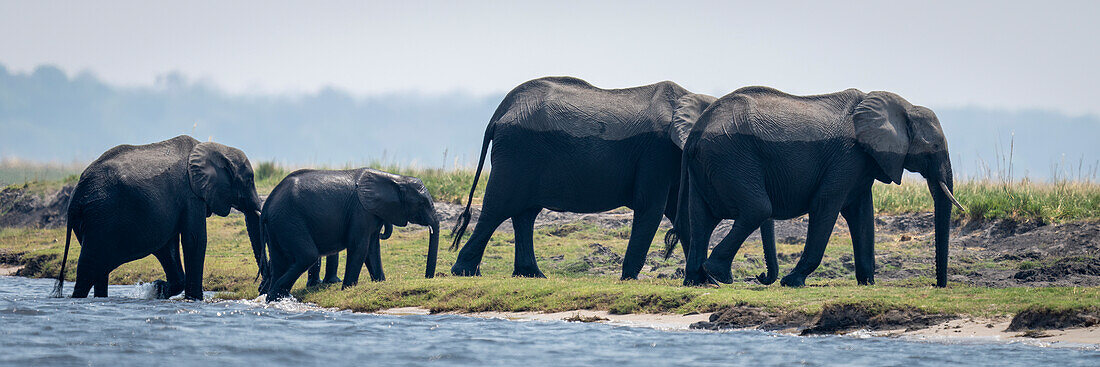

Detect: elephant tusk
[939,181,966,213]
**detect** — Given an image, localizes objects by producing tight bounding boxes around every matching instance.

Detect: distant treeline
[1,63,1097,180]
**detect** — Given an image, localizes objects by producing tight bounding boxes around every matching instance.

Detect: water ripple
[1,276,1098,366]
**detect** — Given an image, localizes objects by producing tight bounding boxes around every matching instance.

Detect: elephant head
[669,93,718,149]
[187,142,264,277]
[853,91,966,287]
[356,169,440,278]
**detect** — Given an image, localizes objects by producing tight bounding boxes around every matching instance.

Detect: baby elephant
[258,168,439,301]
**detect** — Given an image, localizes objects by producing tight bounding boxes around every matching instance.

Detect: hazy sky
[2,1,1098,115]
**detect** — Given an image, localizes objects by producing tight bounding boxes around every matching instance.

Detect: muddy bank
[0,185,71,228]
[691,302,954,335]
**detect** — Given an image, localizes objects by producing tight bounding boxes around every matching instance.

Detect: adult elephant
[53,135,263,300]
[259,168,439,301]
[450,76,717,280]
[674,87,964,287]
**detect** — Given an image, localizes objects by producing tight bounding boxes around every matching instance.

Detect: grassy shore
[2,209,1097,319]
[2,166,1099,322]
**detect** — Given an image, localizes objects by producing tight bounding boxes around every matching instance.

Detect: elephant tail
[756,219,778,285]
[254,219,269,283]
[51,222,73,298]
[664,152,692,260]
[449,120,494,251]
[380,222,393,240]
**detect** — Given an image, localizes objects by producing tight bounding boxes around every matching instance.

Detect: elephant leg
[704,210,769,284]
[71,254,99,298]
[511,207,544,278]
[621,202,665,280]
[452,209,510,276]
[306,259,322,287]
[684,179,720,286]
[264,242,291,297]
[152,237,186,299]
[181,210,208,300]
[781,208,841,287]
[842,189,876,285]
[322,254,342,284]
[365,234,385,282]
[343,238,369,288]
[93,272,109,297]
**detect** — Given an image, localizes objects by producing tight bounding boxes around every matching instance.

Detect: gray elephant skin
[53,135,263,300]
[305,224,392,287]
[258,168,439,302]
[449,76,726,280]
[673,87,964,287]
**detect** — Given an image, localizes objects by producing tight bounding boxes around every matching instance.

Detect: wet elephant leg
[306,259,322,287]
[152,236,186,299]
[93,271,109,297]
[322,254,341,284]
[511,207,544,278]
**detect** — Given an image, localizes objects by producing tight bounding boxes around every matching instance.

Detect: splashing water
[2,276,1097,366]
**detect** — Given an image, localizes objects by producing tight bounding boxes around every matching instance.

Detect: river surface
[1,276,1097,366]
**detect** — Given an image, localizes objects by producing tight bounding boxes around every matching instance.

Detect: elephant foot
[153,280,181,299]
[512,267,546,278]
[184,292,203,301]
[306,279,321,288]
[322,276,342,285]
[702,260,733,284]
[619,273,639,281]
[856,276,875,286]
[756,272,777,286]
[265,291,289,303]
[780,273,806,288]
[683,269,719,287]
[451,263,482,277]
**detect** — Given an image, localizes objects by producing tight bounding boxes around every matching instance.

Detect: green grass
[874,179,1100,223]
[2,211,1098,318]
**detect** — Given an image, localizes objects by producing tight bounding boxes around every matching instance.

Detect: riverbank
[374,306,1100,346]
[2,178,1100,345]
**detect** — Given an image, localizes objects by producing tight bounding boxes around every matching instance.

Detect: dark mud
[0,185,71,228]
[1007,306,1100,331]
[691,302,955,335]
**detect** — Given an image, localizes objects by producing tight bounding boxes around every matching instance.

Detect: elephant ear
[669,93,717,149]
[356,170,408,226]
[188,142,234,216]
[853,91,910,184]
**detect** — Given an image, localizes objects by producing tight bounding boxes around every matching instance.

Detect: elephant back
[493,77,689,141]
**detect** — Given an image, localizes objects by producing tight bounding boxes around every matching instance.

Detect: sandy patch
[374,307,1100,347]
[0,264,23,276]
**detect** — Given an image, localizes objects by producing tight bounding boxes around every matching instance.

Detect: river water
[1,276,1097,366]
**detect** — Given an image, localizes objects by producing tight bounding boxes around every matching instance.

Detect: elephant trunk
[244,209,267,287]
[928,175,957,288]
[425,220,439,278]
[756,219,778,285]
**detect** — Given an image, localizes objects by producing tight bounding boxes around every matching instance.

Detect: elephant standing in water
[54,136,263,300]
[259,168,438,301]
[450,76,728,280]
[673,87,964,287]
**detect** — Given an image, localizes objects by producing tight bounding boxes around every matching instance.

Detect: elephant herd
[52,76,963,302]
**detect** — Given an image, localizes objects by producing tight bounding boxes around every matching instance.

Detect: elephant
[449,76,721,280]
[305,224,392,287]
[52,135,263,300]
[258,168,438,302]
[672,87,964,287]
